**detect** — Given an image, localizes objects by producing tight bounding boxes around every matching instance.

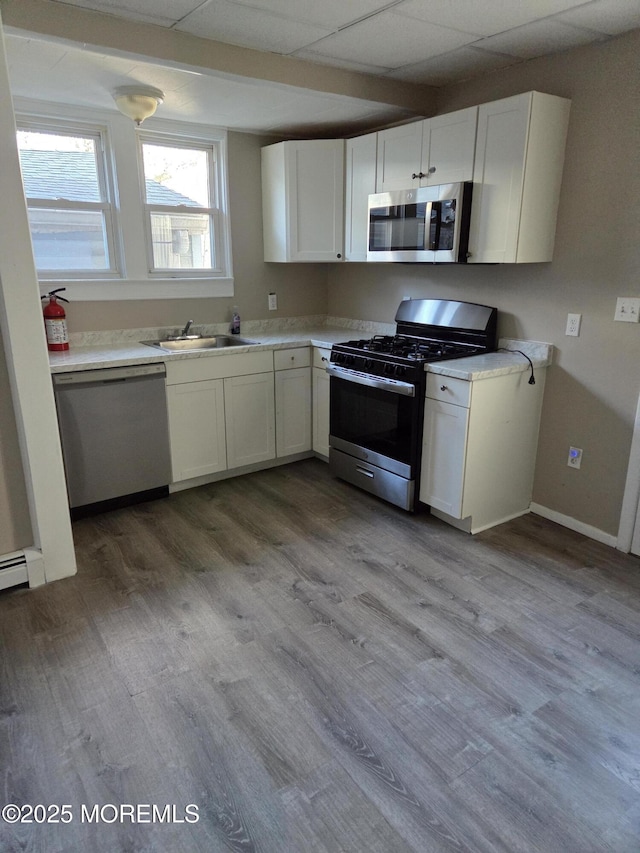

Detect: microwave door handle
[422,201,433,250]
[429,201,442,251]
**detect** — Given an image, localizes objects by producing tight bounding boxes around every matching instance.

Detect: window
[17,123,118,278]
[140,136,223,276]
[15,104,233,300]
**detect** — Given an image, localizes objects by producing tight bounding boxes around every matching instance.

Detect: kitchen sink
[141,336,258,352]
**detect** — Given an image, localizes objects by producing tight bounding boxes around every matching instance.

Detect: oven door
[327,368,422,510]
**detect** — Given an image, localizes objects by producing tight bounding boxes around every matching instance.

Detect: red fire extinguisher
[41,288,70,352]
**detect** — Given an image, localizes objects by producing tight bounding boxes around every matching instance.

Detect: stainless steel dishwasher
[53,363,171,516]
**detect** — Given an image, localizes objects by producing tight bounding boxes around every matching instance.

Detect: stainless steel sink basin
[141,336,258,352]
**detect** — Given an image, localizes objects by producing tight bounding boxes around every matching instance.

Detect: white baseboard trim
[530,502,617,548]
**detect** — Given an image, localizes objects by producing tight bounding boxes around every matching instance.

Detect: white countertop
[426,340,553,380]
[48,327,361,373]
[49,324,553,380]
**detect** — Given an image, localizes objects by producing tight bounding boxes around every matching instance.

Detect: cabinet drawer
[166,351,273,385]
[426,374,471,408]
[274,347,311,371]
[313,347,331,369]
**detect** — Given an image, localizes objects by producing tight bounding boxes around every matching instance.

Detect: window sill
[38,277,234,301]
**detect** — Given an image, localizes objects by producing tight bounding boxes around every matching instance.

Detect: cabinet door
[262,139,344,262]
[275,367,311,457]
[224,373,275,468]
[469,91,570,264]
[420,398,469,518]
[345,133,377,261]
[376,121,423,192]
[167,379,227,482]
[423,106,477,186]
[312,365,330,458]
[467,94,530,264]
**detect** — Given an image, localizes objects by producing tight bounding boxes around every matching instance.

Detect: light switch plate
[614,297,640,322]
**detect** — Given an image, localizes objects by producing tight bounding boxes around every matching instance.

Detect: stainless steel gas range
[327,298,497,511]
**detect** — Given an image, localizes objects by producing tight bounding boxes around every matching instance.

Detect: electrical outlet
[268,292,277,311]
[567,447,583,468]
[565,313,581,336]
[614,297,640,323]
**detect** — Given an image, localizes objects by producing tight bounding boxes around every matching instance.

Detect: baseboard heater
[0,550,29,591]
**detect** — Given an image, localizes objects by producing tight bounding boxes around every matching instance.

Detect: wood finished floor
[1,458,639,852]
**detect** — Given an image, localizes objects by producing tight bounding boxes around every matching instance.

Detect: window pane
[142,143,210,208]
[27,209,109,271]
[149,212,213,269]
[17,131,102,202]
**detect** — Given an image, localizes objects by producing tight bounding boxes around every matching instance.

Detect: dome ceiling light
[112,85,165,125]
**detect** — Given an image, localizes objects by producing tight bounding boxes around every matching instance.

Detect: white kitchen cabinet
[420,369,546,534]
[225,372,276,468]
[468,91,570,264]
[376,107,477,192]
[274,347,311,458]
[312,347,331,458]
[165,350,275,482]
[344,132,377,261]
[262,139,344,262]
[166,378,227,482]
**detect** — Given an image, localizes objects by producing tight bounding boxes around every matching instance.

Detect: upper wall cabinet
[375,106,478,192]
[344,132,377,262]
[468,91,571,264]
[262,139,345,262]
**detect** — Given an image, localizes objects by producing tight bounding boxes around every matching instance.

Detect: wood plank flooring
[1,458,639,852]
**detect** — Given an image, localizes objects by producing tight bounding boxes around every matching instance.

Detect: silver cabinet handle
[440,385,448,391]
[428,166,436,174]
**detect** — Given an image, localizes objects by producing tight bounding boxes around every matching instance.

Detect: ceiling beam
[1,0,437,115]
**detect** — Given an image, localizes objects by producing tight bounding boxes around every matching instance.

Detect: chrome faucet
[180,319,194,337]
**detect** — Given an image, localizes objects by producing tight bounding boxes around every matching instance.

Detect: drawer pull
[440,385,448,391]
[356,467,374,479]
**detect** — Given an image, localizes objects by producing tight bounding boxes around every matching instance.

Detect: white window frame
[13,98,234,301]
[16,117,122,281]
[138,132,224,278]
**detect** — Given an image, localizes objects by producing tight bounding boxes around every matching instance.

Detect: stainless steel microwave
[367,182,473,263]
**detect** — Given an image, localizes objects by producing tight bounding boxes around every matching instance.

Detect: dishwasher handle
[53,363,166,386]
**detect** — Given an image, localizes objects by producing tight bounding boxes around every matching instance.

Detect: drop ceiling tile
[386,46,517,86]
[474,18,607,59]
[553,0,640,35]
[225,0,393,30]
[303,10,477,69]
[48,0,205,27]
[393,0,596,37]
[292,48,392,75]
[175,0,333,53]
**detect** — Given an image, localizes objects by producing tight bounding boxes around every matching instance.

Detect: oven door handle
[326,364,416,397]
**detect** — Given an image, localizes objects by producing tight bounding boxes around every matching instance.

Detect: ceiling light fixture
[112,85,165,125]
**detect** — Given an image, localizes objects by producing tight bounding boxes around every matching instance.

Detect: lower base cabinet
[225,372,276,468]
[166,378,227,482]
[166,351,276,484]
[420,369,546,534]
[274,347,311,458]
[312,347,331,457]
